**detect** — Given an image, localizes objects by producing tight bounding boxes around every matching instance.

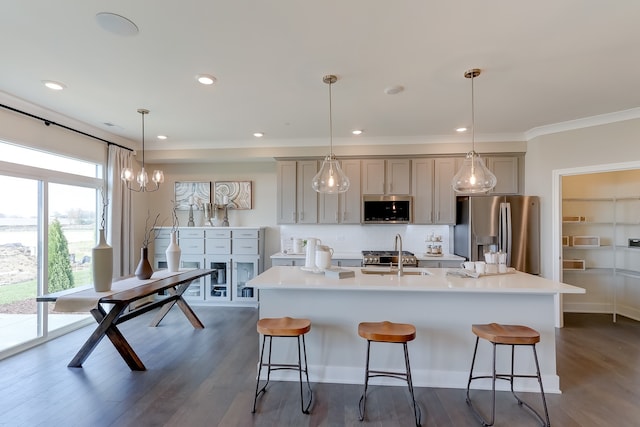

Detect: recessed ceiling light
[456,127,468,133]
[253,132,264,138]
[42,80,66,91]
[157,135,167,140]
[196,74,217,85]
[352,130,363,135]
[95,12,139,36]
[384,85,404,95]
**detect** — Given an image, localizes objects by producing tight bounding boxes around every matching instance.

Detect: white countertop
[248,266,585,295]
[270,251,465,262]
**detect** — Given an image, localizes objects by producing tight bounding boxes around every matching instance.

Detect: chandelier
[121,108,164,192]
[451,69,497,193]
[312,74,350,193]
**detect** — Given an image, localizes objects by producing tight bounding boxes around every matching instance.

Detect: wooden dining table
[37,269,212,371]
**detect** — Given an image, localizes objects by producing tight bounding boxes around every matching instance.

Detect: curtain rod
[0,103,133,152]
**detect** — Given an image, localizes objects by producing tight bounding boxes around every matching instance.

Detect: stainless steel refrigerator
[454,195,540,274]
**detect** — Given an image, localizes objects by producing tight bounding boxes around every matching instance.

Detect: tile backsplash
[279,224,453,256]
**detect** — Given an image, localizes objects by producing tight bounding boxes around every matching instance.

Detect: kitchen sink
[360,268,430,276]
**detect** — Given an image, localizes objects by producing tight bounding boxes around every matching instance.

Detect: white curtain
[107,145,134,277]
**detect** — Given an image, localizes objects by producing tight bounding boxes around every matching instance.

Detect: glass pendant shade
[451,150,497,193]
[312,154,350,193]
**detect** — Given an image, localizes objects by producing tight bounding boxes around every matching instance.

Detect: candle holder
[187,203,195,227]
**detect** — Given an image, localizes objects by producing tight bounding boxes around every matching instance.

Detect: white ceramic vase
[92,229,113,292]
[166,231,181,272]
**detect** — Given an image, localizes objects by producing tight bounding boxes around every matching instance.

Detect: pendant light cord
[328,78,333,156]
[471,74,475,153]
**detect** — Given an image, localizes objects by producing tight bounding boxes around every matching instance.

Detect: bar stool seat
[466,323,550,427]
[252,317,313,414]
[358,321,421,426]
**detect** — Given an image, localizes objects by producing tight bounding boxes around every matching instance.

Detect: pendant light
[451,69,497,193]
[121,108,164,192]
[312,74,350,193]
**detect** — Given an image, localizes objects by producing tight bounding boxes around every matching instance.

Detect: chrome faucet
[394,233,404,277]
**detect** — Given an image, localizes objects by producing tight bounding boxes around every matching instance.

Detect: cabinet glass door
[180,256,204,300]
[233,256,259,301]
[205,256,231,301]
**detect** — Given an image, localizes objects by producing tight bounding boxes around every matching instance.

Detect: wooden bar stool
[358,321,421,426]
[466,323,550,427]
[252,317,313,414]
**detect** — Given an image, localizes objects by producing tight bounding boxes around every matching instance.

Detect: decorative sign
[174,182,211,210]
[214,181,252,209]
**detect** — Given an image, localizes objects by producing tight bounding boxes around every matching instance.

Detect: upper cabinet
[433,158,458,224]
[277,154,521,226]
[411,158,435,224]
[411,157,458,225]
[318,159,362,224]
[362,159,411,195]
[485,156,521,195]
[276,160,318,224]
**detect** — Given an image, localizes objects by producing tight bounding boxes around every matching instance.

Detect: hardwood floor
[0,308,638,426]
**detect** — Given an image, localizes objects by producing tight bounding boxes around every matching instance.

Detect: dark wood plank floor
[1,308,639,426]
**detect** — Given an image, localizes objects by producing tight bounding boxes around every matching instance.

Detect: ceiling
[1,1,639,161]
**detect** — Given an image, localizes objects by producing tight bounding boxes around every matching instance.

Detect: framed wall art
[174,181,211,210]
[214,181,252,209]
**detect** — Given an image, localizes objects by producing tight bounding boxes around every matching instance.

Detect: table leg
[149,281,204,329]
[68,303,145,371]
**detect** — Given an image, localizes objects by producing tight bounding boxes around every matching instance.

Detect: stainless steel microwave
[362,195,412,224]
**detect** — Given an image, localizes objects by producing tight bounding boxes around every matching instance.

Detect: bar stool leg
[466,336,497,426]
[403,342,422,427]
[507,345,551,427]
[358,340,372,421]
[297,334,313,414]
[252,335,269,413]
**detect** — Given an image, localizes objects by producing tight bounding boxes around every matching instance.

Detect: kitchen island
[248,266,584,393]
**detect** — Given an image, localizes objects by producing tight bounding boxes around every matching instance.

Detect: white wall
[526,118,640,278]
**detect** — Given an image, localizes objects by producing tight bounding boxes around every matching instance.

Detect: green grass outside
[0,269,93,305]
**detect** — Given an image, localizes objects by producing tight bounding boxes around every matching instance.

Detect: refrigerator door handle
[500,202,512,265]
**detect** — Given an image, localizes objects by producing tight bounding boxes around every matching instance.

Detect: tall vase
[92,229,113,292]
[135,247,154,280]
[166,231,181,272]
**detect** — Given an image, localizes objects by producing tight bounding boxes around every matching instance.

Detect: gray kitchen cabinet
[411,158,435,224]
[297,160,319,223]
[276,161,297,224]
[331,259,362,267]
[433,158,458,224]
[318,159,362,224]
[486,156,520,195]
[271,258,306,267]
[362,158,410,195]
[276,160,318,224]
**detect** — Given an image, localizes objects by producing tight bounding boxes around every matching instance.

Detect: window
[0,140,103,357]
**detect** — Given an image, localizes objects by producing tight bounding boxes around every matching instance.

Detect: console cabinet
[153,227,265,305]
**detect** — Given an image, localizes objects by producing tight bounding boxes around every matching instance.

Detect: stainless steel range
[361,250,418,267]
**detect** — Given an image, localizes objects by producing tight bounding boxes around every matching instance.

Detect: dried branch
[100,187,109,230]
[170,200,179,233]
[142,211,162,247]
